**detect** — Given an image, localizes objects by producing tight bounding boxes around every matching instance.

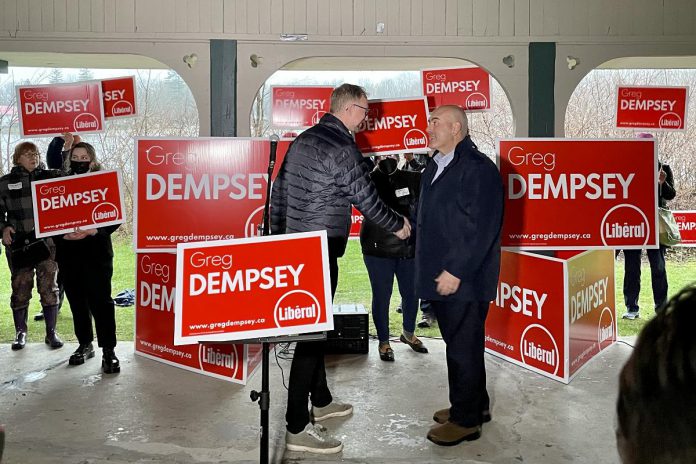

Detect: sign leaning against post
[174,231,334,345]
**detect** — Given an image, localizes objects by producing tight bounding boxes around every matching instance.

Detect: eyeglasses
[21,151,40,158]
[352,103,370,117]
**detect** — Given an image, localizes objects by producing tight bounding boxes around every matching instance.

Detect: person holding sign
[272,83,410,454]
[50,142,121,373]
[621,133,676,320]
[0,142,63,350]
[416,106,503,446]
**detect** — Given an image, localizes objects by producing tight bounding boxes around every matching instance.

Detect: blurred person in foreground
[271,83,410,454]
[616,283,696,464]
[416,105,503,446]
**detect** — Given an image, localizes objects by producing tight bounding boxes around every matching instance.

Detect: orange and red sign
[271,86,334,128]
[421,66,492,111]
[102,76,137,119]
[486,249,615,383]
[174,231,333,345]
[134,137,290,252]
[355,98,430,156]
[349,206,363,239]
[135,252,262,383]
[673,210,696,246]
[31,170,125,238]
[17,81,105,137]
[498,139,658,250]
[615,86,688,131]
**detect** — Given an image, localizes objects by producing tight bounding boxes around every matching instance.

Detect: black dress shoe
[69,343,95,365]
[11,332,27,351]
[44,332,64,349]
[400,334,428,353]
[102,348,120,374]
[379,345,395,362]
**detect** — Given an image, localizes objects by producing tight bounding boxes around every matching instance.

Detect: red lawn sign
[17,81,105,137]
[102,76,137,119]
[421,66,492,111]
[134,137,290,252]
[673,210,696,247]
[615,86,688,131]
[271,86,334,128]
[31,170,125,238]
[355,98,430,156]
[135,252,262,384]
[498,139,658,250]
[174,231,333,345]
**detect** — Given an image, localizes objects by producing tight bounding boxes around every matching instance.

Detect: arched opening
[248,56,515,157]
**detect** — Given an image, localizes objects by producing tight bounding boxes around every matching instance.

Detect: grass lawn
[1,239,694,343]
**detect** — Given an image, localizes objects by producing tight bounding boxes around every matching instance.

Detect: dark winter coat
[271,112,403,256]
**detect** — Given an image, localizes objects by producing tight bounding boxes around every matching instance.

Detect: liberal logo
[73,112,100,131]
[198,343,239,378]
[597,306,615,351]
[658,112,683,129]
[520,323,560,376]
[110,100,134,117]
[600,204,651,247]
[403,129,428,150]
[465,92,489,110]
[273,290,321,328]
[92,202,119,223]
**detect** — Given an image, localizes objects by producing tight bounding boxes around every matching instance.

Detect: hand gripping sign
[421,66,492,111]
[134,137,290,252]
[174,231,333,345]
[615,86,688,131]
[17,81,105,137]
[31,170,126,238]
[498,139,658,250]
[355,97,430,156]
[102,76,137,119]
[271,86,334,128]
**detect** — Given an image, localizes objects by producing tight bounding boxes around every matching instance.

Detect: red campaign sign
[498,139,658,249]
[567,250,616,377]
[134,137,290,252]
[349,205,363,239]
[355,98,430,156]
[31,170,125,238]
[271,86,334,128]
[174,232,333,344]
[17,81,105,137]
[486,250,567,382]
[135,252,262,383]
[673,210,696,246]
[615,86,688,131]
[102,76,137,119]
[421,66,492,111]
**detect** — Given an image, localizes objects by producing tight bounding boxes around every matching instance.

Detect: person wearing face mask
[360,154,427,361]
[52,142,121,374]
[1,142,64,350]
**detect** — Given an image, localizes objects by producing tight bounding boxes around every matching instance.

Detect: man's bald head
[427,105,469,154]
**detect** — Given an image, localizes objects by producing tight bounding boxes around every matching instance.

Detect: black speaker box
[325,304,369,354]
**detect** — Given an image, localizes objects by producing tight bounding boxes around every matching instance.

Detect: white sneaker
[285,423,343,454]
[312,401,353,421]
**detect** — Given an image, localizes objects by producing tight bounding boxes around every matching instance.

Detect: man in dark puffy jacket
[272,83,410,454]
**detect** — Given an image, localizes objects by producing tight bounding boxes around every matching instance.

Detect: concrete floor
[0,337,632,464]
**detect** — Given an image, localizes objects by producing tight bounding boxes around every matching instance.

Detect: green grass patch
[1,239,693,343]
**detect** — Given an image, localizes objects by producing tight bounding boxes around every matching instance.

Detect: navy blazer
[415,136,504,302]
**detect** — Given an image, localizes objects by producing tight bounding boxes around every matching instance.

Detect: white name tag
[395,187,410,198]
[8,182,22,190]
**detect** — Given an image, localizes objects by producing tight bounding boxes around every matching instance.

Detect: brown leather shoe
[427,421,481,446]
[433,408,492,424]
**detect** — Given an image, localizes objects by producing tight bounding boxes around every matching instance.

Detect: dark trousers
[62,259,117,349]
[363,255,417,342]
[285,238,341,433]
[623,246,668,312]
[430,300,490,428]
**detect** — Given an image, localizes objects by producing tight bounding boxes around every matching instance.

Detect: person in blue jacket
[415,105,504,446]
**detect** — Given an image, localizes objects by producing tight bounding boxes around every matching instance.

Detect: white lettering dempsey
[24,99,89,115]
[274,99,326,110]
[425,80,481,94]
[365,114,417,131]
[39,188,108,211]
[146,173,267,201]
[620,99,676,112]
[103,90,126,101]
[189,264,304,296]
[508,173,635,200]
[494,282,547,319]
[570,277,609,324]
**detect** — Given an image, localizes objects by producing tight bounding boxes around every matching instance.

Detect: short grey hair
[330,84,368,113]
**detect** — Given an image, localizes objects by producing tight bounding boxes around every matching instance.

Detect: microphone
[269,134,279,169]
